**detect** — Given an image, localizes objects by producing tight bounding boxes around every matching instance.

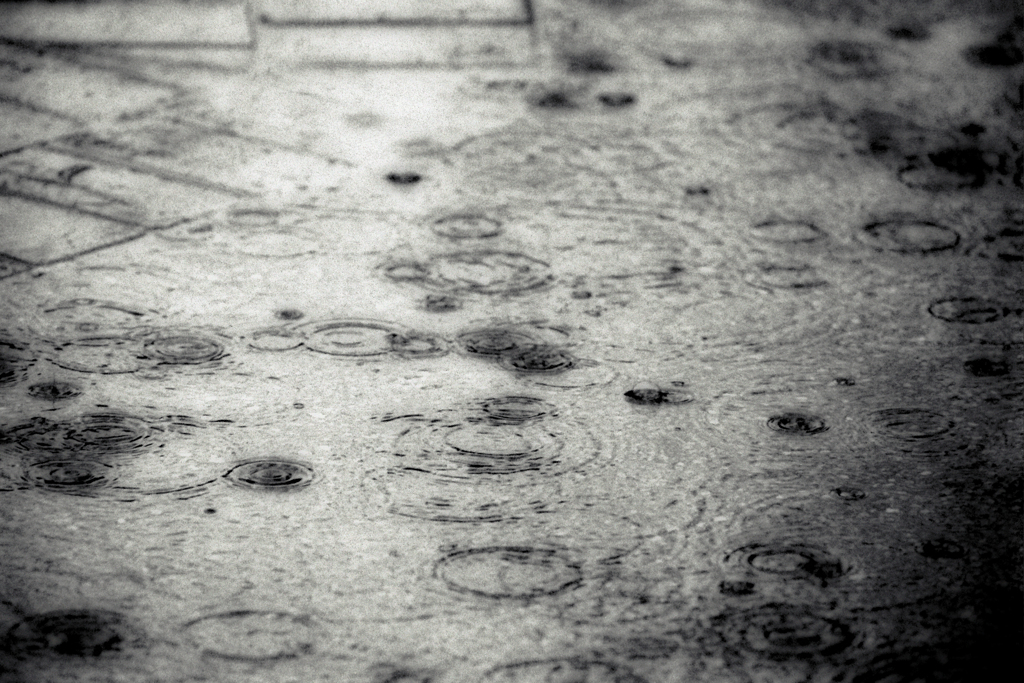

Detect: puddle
[1,3,1020,681]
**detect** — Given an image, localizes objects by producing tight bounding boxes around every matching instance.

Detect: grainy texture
[0,1,1021,682]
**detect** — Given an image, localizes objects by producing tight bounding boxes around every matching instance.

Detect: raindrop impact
[479,396,557,424]
[870,408,955,442]
[624,381,694,405]
[457,327,544,357]
[142,333,225,364]
[384,252,554,295]
[766,413,829,435]
[720,604,854,659]
[1,412,154,459]
[300,320,446,358]
[224,460,316,491]
[27,381,82,401]
[727,543,845,582]
[23,460,117,494]
[394,421,574,479]
[498,346,577,374]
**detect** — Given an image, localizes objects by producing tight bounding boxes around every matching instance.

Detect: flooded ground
[1,1,1022,681]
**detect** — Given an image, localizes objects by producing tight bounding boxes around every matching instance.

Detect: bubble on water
[386,172,423,185]
[183,610,316,661]
[3,609,145,657]
[624,381,694,405]
[27,381,82,401]
[224,459,316,491]
[928,297,1007,324]
[247,327,305,351]
[383,251,554,295]
[858,221,960,254]
[435,546,584,599]
[482,658,648,682]
[765,413,829,435]
[717,604,854,659]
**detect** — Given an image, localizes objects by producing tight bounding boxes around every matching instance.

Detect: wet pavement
[1,1,1022,681]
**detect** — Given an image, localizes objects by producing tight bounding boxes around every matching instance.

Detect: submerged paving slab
[0,1,252,45]
[256,0,534,65]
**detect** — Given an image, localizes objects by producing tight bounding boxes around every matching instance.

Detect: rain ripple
[0,411,232,500]
[248,318,446,359]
